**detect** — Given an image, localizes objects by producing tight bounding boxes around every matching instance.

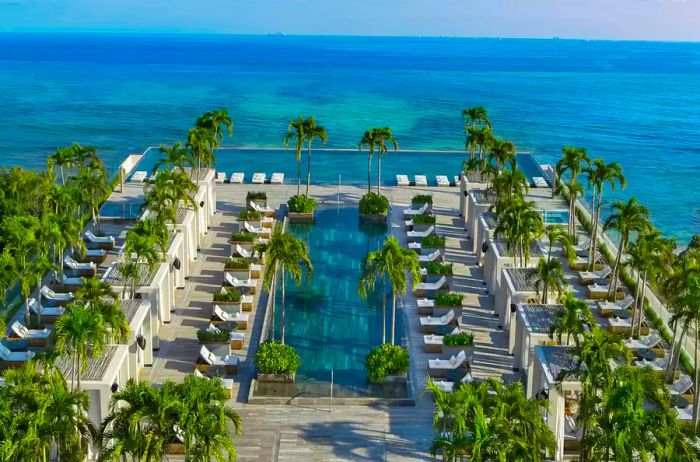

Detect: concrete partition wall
[197,169,216,219]
[167,233,186,288]
[176,208,197,268]
[194,187,207,246]
[466,192,493,253]
[494,271,539,333]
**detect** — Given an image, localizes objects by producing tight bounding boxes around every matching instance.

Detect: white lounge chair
[215,172,227,183]
[0,344,35,366]
[415,175,428,186]
[420,309,456,333]
[396,174,409,186]
[249,201,274,216]
[432,371,473,392]
[234,244,253,259]
[624,333,661,351]
[270,173,284,184]
[230,172,244,184]
[212,305,250,329]
[419,250,441,263]
[634,356,669,373]
[29,298,65,321]
[607,316,632,333]
[533,176,548,188]
[572,238,592,254]
[40,285,74,305]
[193,368,235,396]
[243,221,271,237]
[224,273,257,292]
[81,248,108,263]
[207,323,245,344]
[597,295,634,313]
[415,275,447,294]
[417,298,435,309]
[587,283,610,299]
[676,406,693,421]
[84,231,115,250]
[130,171,147,183]
[403,202,429,218]
[578,267,612,284]
[408,242,422,251]
[436,175,449,187]
[407,225,435,239]
[63,255,96,276]
[251,173,266,184]
[428,350,468,377]
[197,345,239,374]
[669,375,693,396]
[10,321,51,346]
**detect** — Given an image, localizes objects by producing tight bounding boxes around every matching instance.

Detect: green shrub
[426,262,453,275]
[213,287,242,303]
[288,195,317,214]
[365,344,410,384]
[444,331,474,346]
[412,194,433,205]
[254,340,301,375]
[421,236,446,248]
[230,231,254,242]
[224,258,251,270]
[435,292,464,306]
[197,328,231,343]
[238,210,263,221]
[413,214,436,225]
[247,191,267,201]
[359,192,390,215]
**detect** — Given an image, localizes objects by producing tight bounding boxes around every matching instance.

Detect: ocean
[0,34,699,243]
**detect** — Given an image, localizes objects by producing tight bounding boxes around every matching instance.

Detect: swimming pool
[99,200,143,219]
[541,209,569,225]
[516,153,552,187]
[263,205,407,398]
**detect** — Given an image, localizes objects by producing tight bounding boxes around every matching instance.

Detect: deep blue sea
[0,34,699,242]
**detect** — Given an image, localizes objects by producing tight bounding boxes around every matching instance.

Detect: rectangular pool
[516,153,552,187]
[541,209,569,225]
[260,205,407,399]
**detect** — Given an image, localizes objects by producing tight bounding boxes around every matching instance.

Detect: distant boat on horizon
[268,32,286,36]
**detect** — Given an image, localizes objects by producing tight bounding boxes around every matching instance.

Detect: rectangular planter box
[224,269,251,280]
[360,213,388,224]
[288,212,314,223]
[442,346,475,365]
[433,306,462,317]
[257,373,296,383]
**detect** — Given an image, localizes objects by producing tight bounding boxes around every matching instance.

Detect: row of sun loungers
[396,175,458,187]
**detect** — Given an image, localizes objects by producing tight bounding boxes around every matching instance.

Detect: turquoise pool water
[516,153,552,187]
[268,206,405,395]
[542,210,569,225]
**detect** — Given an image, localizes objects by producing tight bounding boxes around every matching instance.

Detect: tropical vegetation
[254,340,301,376]
[365,343,409,383]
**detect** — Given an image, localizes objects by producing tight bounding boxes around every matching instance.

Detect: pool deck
[122,180,528,461]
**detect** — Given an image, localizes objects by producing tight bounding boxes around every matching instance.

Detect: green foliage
[444,331,474,346]
[254,340,301,375]
[425,262,453,275]
[238,209,262,221]
[359,192,389,215]
[435,292,464,307]
[197,328,231,343]
[230,231,254,242]
[365,343,409,384]
[411,194,433,205]
[421,235,446,248]
[213,287,242,303]
[246,191,267,201]
[287,195,317,214]
[224,258,251,270]
[413,214,436,225]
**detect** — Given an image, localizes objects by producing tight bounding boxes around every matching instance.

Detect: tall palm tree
[462,106,492,159]
[49,146,76,185]
[585,159,626,270]
[528,257,566,304]
[155,141,193,174]
[494,200,544,266]
[187,126,214,177]
[550,292,594,346]
[196,108,234,150]
[55,302,108,391]
[544,225,573,265]
[0,251,15,312]
[116,261,141,300]
[145,170,198,225]
[24,254,57,325]
[489,138,516,171]
[261,225,313,344]
[556,146,590,236]
[603,198,651,299]
[359,129,376,194]
[76,278,129,343]
[303,117,327,197]
[371,127,398,195]
[490,167,529,215]
[284,115,306,196]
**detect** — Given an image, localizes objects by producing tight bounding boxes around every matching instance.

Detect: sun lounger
[428,350,468,377]
[29,298,65,322]
[40,285,74,306]
[572,238,592,254]
[251,173,266,184]
[436,175,449,187]
[229,172,244,184]
[676,406,693,421]
[224,273,257,294]
[249,201,274,216]
[196,345,239,374]
[420,309,456,333]
[407,225,435,240]
[607,316,632,334]
[414,175,428,187]
[84,231,115,250]
[403,202,429,218]
[270,172,284,184]
[419,249,441,263]
[417,297,436,315]
[408,242,422,252]
[415,275,447,296]
[234,244,253,259]
[243,221,271,237]
[578,267,612,285]
[597,295,635,316]
[532,176,549,188]
[207,323,245,349]
[0,343,35,367]
[62,277,85,289]
[431,370,473,392]
[634,355,669,373]
[396,174,409,186]
[669,375,694,396]
[10,321,51,346]
[587,283,611,300]
[193,368,234,397]
[215,172,227,183]
[79,248,108,263]
[130,171,147,183]
[63,255,96,276]
[624,333,661,351]
[211,306,249,330]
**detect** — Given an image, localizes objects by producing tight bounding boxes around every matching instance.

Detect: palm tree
[155,141,193,174]
[544,225,573,266]
[75,166,108,234]
[145,170,198,225]
[368,127,398,195]
[603,198,651,299]
[585,159,626,270]
[116,261,141,299]
[528,257,566,304]
[494,200,544,266]
[196,108,234,150]
[284,115,306,196]
[23,254,57,325]
[302,117,327,197]
[556,146,590,236]
[0,251,15,312]
[187,126,214,177]
[489,138,516,171]
[359,129,376,194]
[261,224,313,344]
[462,106,492,159]
[550,292,594,346]
[55,302,108,390]
[490,167,529,215]
[76,278,129,342]
[49,146,76,185]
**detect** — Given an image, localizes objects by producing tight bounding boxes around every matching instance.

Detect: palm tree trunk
[636,272,648,338]
[608,241,625,300]
[694,318,699,430]
[25,296,30,325]
[305,144,312,197]
[281,269,286,345]
[297,155,301,196]
[589,189,603,271]
[60,166,65,185]
[391,293,397,345]
[367,154,372,194]
[270,278,276,340]
[36,280,42,326]
[666,320,679,381]
[77,354,81,391]
[382,276,387,344]
[630,271,641,338]
[668,323,688,383]
[377,154,382,195]
[569,192,576,236]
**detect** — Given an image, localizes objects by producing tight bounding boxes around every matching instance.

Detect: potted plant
[196,327,242,350]
[359,192,389,223]
[213,286,248,310]
[247,191,268,207]
[433,292,464,316]
[287,195,316,223]
[411,214,436,232]
[442,331,475,363]
[424,262,454,288]
[411,194,433,213]
[230,231,255,245]
[365,343,409,384]
[254,340,300,383]
[224,257,252,280]
[238,209,263,223]
[421,235,446,258]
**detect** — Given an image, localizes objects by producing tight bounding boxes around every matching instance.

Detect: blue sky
[1,0,699,41]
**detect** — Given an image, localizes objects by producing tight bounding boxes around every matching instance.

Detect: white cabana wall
[175,207,197,270]
[494,268,539,333]
[475,212,497,263]
[167,232,186,289]
[466,191,493,253]
[483,238,542,294]
[193,187,207,247]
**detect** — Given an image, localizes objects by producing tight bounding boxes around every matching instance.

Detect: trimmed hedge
[254,340,301,375]
[230,231,254,242]
[359,192,389,215]
[365,343,410,384]
[435,292,464,307]
[224,258,251,270]
[247,191,267,201]
[444,331,474,347]
[197,328,231,343]
[239,209,263,221]
[213,287,242,303]
[288,195,317,214]
[426,262,453,275]
[421,236,446,248]
[413,214,436,225]
[412,194,433,205]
